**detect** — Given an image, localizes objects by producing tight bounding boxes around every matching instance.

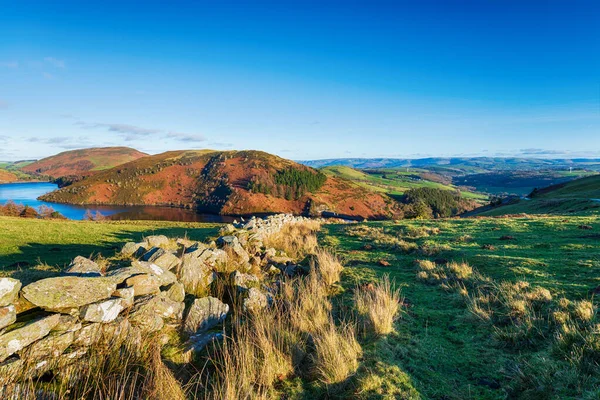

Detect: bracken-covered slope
[21,147,148,179]
[0,169,18,183]
[473,174,600,216]
[40,150,399,219]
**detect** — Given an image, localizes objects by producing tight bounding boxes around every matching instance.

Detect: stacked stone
[0,214,316,382]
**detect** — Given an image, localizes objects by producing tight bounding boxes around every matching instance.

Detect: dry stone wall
[0,214,319,383]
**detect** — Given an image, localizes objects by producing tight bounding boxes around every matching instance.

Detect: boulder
[216,235,239,247]
[112,287,135,307]
[125,274,161,297]
[131,261,178,285]
[145,235,170,248]
[51,315,82,333]
[21,277,117,312]
[64,256,103,276]
[12,293,36,314]
[21,331,74,360]
[140,246,163,261]
[72,323,102,348]
[149,251,180,271]
[186,331,223,353]
[121,241,144,257]
[163,282,185,302]
[80,298,125,323]
[0,313,61,362]
[0,277,21,307]
[231,271,260,290]
[179,254,216,295]
[243,288,269,313]
[129,295,183,332]
[0,305,16,330]
[183,296,229,335]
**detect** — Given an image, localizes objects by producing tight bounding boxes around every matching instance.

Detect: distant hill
[300,157,600,172]
[21,147,148,179]
[0,169,18,183]
[472,175,600,216]
[40,150,399,219]
[321,165,487,201]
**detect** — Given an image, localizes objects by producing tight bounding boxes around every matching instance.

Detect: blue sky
[0,0,598,161]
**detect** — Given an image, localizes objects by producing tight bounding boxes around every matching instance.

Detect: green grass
[481,175,600,216]
[0,216,221,284]
[320,215,600,399]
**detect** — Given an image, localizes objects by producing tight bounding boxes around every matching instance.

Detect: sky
[0,0,599,161]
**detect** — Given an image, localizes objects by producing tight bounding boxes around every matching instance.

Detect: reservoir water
[0,182,234,222]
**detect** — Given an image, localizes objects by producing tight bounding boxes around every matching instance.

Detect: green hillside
[322,165,487,200]
[479,175,600,216]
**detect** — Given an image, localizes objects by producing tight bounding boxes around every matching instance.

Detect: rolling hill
[21,147,148,179]
[321,165,487,201]
[40,150,399,219]
[473,175,600,216]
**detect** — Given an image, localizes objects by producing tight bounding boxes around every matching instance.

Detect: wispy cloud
[519,148,565,156]
[77,121,206,143]
[0,61,18,69]
[208,142,234,148]
[44,57,66,69]
[42,72,55,80]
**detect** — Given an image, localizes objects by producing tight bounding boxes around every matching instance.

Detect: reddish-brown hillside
[22,147,148,179]
[40,150,399,219]
[0,169,18,183]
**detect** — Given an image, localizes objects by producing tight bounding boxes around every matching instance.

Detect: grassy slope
[322,165,487,201]
[0,217,221,284]
[322,215,600,399]
[481,175,600,216]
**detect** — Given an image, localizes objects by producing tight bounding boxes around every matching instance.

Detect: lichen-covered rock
[131,261,177,285]
[231,271,260,290]
[128,295,183,332]
[64,256,102,276]
[243,288,269,313]
[21,277,117,312]
[0,313,61,362]
[0,305,16,330]
[149,251,180,271]
[164,282,185,302]
[12,293,35,314]
[121,241,144,257]
[112,287,135,307]
[186,331,223,352]
[125,274,161,296]
[145,235,169,248]
[80,298,125,323]
[21,331,74,359]
[52,315,81,333]
[0,277,21,307]
[183,296,229,335]
[179,253,216,295]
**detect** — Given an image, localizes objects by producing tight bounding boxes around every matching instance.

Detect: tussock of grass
[311,321,362,385]
[354,274,402,335]
[311,249,343,287]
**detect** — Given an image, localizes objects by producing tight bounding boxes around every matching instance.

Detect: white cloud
[0,61,18,69]
[44,57,66,69]
[77,121,206,143]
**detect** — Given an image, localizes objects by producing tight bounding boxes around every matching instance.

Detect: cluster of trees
[249,168,327,201]
[400,187,477,219]
[0,201,65,219]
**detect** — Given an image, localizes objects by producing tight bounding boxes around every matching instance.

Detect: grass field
[0,217,221,284]
[321,215,600,399]
[3,214,600,398]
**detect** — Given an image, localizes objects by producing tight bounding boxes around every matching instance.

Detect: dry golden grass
[312,249,343,287]
[263,221,320,259]
[354,274,402,335]
[282,271,332,333]
[311,321,362,385]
